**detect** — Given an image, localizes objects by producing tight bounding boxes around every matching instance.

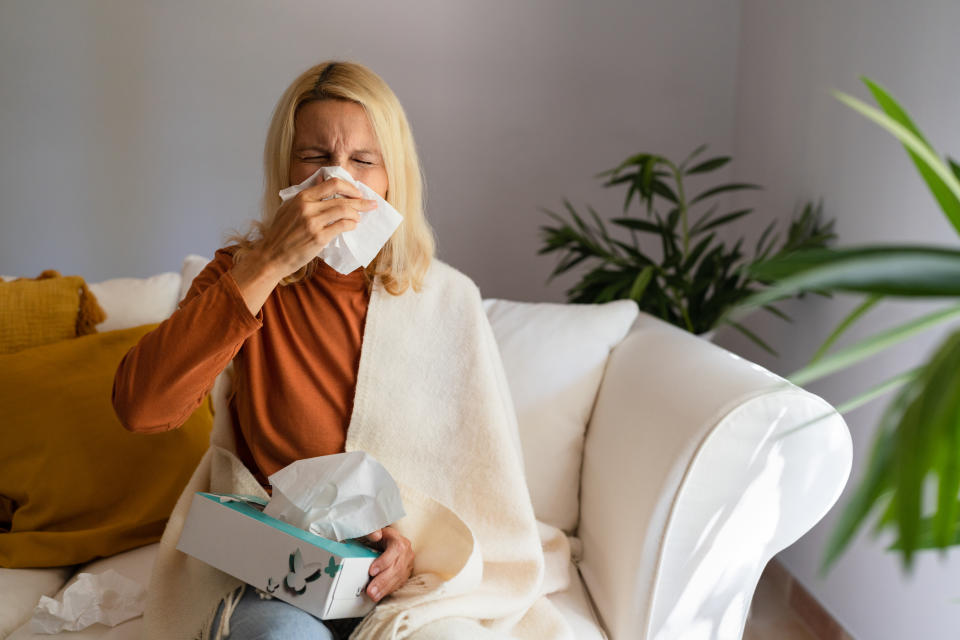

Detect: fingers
[362,528,384,545]
[303,196,377,223]
[280,177,375,228]
[259,178,375,275]
[302,200,369,243]
[299,177,365,202]
[366,528,414,603]
[370,529,402,571]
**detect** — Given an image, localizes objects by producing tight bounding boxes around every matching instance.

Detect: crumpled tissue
[278,165,404,275]
[29,569,146,634]
[262,450,406,542]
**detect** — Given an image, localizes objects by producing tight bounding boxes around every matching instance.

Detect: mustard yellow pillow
[0,323,213,568]
[0,270,107,354]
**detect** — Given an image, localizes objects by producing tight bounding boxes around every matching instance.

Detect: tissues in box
[175,491,380,620]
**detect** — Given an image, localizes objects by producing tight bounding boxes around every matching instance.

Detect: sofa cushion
[0,324,213,568]
[482,298,637,534]
[6,266,184,333]
[0,271,106,354]
[88,273,181,332]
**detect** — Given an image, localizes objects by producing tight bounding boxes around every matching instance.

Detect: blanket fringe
[254,586,276,600]
[208,583,246,640]
[347,573,441,640]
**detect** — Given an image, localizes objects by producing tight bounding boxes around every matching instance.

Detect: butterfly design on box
[265,548,342,596]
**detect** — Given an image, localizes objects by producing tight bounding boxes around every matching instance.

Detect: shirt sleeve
[111,247,265,433]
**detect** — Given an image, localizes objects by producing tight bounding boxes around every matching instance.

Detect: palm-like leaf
[740,246,960,313]
[686,156,731,175]
[833,87,960,235]
[787,303,960,387]
[820,385,905,574]
[811,295,882,362]
[731,76,960,575]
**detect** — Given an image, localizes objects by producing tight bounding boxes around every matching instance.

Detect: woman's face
[289,99,389,200]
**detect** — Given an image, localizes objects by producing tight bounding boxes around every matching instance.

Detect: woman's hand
[257,177,378,280]
[360,526,414,603]
[229,177,375,316]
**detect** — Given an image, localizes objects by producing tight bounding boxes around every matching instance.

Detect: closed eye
[302,157,373,166]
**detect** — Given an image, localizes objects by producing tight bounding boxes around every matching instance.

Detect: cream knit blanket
[139,258,574,640]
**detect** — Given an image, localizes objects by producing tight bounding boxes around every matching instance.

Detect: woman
[114,61,572,640]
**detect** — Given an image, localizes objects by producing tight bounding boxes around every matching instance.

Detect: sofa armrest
[577,312,852,640]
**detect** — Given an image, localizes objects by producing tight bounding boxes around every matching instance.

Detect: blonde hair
[224,60,436,295]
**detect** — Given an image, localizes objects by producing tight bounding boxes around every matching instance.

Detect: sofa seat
[0,566,73,639]
[2,541,608,639]
[4,543,158,639]
[547,562,608,640]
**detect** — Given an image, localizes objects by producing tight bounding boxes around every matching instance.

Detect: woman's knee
[232,613,333,640]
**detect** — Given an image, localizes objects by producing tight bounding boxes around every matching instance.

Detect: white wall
[722,1,960,638]
[0,0,742,303]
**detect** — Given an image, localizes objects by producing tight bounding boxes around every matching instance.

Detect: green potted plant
[733,77,960,575]
[537,147,836,353]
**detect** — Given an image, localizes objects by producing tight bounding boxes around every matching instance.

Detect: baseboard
[765,558,854,640]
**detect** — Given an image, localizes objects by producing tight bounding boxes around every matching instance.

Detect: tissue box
[176,491,380,620]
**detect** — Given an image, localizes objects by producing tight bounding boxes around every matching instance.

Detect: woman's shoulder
[178,246,241,307]
[200,244,241,273]
[215,244,242,261]
[185,245,239,298]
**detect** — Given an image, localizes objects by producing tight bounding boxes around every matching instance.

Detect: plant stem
[628,218,639,249]
[664,281,695,332]
[680,304,695,332]
[666,159,693,331]
[616,167,640,249]
[670,161,690,255]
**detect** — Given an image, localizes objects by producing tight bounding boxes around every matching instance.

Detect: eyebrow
[294,145,380,155]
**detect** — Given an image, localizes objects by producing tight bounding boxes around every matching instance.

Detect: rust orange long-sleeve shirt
[112,245,371,496]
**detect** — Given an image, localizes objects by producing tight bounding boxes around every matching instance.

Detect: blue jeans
[209,584,363,640]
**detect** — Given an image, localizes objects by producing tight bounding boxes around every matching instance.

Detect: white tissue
[278,165,404,275]
[262,451,406,542]
[29,569,146,634]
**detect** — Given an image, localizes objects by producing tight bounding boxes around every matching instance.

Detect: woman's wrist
[228,249,283,317]
[251,248,290,283]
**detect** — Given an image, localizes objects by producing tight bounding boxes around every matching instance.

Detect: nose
[323,156,357,181]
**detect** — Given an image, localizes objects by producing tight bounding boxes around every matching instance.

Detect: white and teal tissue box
[176,491,380,620]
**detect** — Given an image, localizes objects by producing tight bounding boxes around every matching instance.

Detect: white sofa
[0,255,852,640]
